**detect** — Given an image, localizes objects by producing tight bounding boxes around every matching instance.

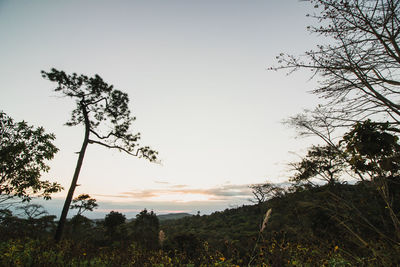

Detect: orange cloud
[113,183,252,203]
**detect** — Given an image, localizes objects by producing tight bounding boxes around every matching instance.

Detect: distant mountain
[157,213,193,221]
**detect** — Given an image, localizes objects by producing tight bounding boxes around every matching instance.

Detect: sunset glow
[148,192,213,202]
[0,0,318,217]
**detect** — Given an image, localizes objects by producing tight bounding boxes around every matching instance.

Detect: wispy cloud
[170,184,188,188]
[34,185,255,219]
[119,191,158,199]
[154,180,170,185]
[107,183,253,203]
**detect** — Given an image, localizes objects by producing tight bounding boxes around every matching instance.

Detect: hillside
[160,181,400,264]
[157,213,193,221]
[1,180,400,265]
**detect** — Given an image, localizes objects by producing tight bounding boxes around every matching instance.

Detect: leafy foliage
[42,68,158,241]
[2,1,400,265]
[341,120,400,239]
[130,209,159,250]
[276,0,400,242]
[41,69,158,161]
[70,194,98,216]
[343,120,400,176]
[290,145,347,185]
[0,186,399,265]
[0,111,62,202]
[163,182,400,265]
[104,211,126,234]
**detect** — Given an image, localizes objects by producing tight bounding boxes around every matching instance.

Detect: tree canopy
[42,68,158,241]
[132,209,160,250]
[70,194,98,216]
[41,69,158,160]
[104,211,126,232]
[273,0,400,245]
[0,111,62,204]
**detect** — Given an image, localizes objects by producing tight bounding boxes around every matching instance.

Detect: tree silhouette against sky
[42,68,158,242]
[0,111,62,206]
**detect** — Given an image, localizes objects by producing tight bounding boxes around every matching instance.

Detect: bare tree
[249,182,284,205]
[17,204,48,220]
[273,0,400,246]
[274,0,400,128]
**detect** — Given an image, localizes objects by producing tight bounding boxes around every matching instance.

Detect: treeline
[1,0,400,265]
[0,206,229,266]
[162,181,400,265]
[0,208,157,248]
[1,180,399,265]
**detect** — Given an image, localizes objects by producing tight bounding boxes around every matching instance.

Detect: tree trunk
[54,105,90,242]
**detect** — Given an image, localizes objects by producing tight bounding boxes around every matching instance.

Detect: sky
[0,0,324,218]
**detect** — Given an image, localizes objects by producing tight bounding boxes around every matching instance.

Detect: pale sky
[0,0,323,217]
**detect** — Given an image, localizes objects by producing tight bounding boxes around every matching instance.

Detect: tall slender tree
[42,68,158,242]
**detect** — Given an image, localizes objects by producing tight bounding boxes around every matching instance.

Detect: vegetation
[1,0,399,265]
[1,180,399,265]
[275,0,400,127]
[275,0,400,258]
[0,111,62,206]
[70,194,98,216]
[157,213,192,222]
[41,69,158,242]
[162,181,400,265]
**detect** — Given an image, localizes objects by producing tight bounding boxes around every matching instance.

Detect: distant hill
[159,182,400,259]
[157,213,192,221]
[160,203,261,254]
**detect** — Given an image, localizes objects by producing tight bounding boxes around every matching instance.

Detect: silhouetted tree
[6,204,57,239]
[0,209,12,223]
[273,0,400,128]
[70,194,98,216]
[132,209,159,250]
[104,211,126,230]
[272,0,400,245]
[284,106,339,148]
[67,214,94,241]
[42,69,158,242]
[342,120,400,239]
[0,111,62,207]
[68,194,97,238]
[287,120,400,245]
[249,182,284,205]
[104,210,126,240]
[290,145,347,186]
[17,204,48,220]
[343,120,400,178]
